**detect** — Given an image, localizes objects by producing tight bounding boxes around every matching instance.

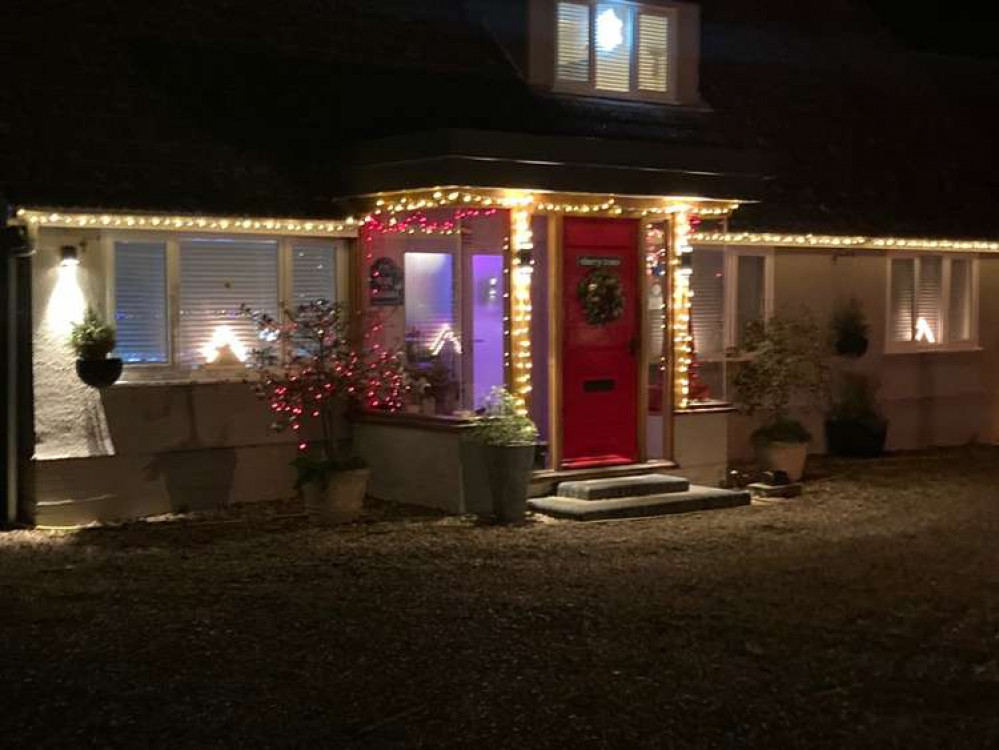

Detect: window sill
[117,365,254,386]
[884,345,983,356]
[353,410,474,433]
[676,402,736,416]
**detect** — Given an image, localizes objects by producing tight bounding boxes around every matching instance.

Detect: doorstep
[529,460,679,498]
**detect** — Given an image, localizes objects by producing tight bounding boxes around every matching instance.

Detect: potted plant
[825,373,889,457]
[469,387,538,523]
[69,307,122,388]
[244,300,407,525]
[831,297,870,358]
[734,312,829,482]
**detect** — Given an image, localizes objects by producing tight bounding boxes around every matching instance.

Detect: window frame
[690,246,775,361]
[553,0,680,103]
[105,231,351,379]
[884,253,980,354]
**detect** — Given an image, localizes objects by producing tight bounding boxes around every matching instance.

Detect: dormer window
[555,1,674,100]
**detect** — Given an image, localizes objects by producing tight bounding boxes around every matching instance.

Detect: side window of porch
[361,210,508,416]
[887,255,977,351]
[687,248,773,405]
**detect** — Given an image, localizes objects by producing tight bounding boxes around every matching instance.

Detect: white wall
[29,228,326,525]
[727,249,998,460]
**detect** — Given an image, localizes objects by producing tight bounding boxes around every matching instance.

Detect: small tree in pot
[470,387,538,524]
[734,312,829,482]
[244,300,407,524]
[69,307,122,388]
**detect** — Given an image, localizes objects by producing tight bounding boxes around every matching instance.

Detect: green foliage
[751,417,812,445]
[734,311,830,435]
[69,307,116,360]
[831,298,870,358]
[469,387,539,447]
[829,373,886,428]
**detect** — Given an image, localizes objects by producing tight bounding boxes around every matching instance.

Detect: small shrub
[69,307,116,360]
[470,388,538,447]
[831,298,870,358]
[734,311,829,444]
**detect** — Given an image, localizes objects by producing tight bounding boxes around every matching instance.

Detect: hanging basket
[577,269,625,326]
[76,358,123,389]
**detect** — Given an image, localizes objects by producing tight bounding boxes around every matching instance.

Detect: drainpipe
[2,207,34,527]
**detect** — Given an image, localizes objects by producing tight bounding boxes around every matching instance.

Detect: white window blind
[637,13,669,92]
[948,258,972,342]
[916,256,942,343]
[736,255,766,346]
[890,258,915,342]
[178,239,279,366]
[691,249,724,356]
[114,241,168,364]
[595,3,632,92]
[556,2,591,84]
[291,242,338,306]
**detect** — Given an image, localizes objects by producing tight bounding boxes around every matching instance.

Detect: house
[1,0,997,526]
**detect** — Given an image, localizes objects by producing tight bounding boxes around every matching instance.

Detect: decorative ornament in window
[578,268,625,326]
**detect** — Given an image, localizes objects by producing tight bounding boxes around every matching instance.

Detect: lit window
[113,241,168,364]
[555,1,674,99]
[888,255,977,351]
[291,243,337,307]
[178,239,279,366]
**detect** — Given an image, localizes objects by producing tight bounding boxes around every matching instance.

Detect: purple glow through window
[472,255,505,409]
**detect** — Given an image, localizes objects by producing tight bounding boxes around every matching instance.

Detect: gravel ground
[2,447,999,749]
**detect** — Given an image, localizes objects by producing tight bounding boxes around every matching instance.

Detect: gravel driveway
[2,447,998,749]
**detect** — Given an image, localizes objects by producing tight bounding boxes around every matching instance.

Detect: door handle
[628,337,639,357]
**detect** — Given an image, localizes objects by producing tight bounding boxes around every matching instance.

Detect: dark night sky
[865,0,997,60]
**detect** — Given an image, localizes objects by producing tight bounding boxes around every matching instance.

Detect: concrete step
[528,486,751,522]
[556,473,690,501]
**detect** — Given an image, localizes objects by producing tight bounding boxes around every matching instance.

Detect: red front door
[562,217,639,468]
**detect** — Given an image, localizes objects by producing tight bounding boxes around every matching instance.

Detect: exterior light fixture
[59,245,79,267]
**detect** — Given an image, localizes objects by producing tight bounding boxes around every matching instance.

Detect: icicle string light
[692,232,999,253]
[672,207,697,410]
[16,209,355,236]
[509,206,535,415]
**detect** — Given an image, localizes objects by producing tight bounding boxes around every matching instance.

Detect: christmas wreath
[577,269,625,326]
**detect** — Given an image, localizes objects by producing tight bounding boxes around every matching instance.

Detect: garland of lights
[577,269,625,326]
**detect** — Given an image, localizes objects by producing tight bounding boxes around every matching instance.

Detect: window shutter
[114,241,168,363]
[595,3,632,92]
[948,258,972,342]
[637,13,669,93]
[291,242,339,306]
[404,252,456,356]
[916,256,942,343]
[890,258,915,342]
[691,249,724,356]
[178,239,279,366]
[556,2,591,84]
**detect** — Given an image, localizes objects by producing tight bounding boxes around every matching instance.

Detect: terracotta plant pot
[755,441,808,482]
[75,357,123,389]
[302,468,369,525]
[482,444,535,523]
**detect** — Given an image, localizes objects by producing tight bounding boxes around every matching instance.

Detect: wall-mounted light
[59,245,79,267]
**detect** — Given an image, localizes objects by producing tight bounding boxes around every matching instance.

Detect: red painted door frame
[561,217,640,468]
